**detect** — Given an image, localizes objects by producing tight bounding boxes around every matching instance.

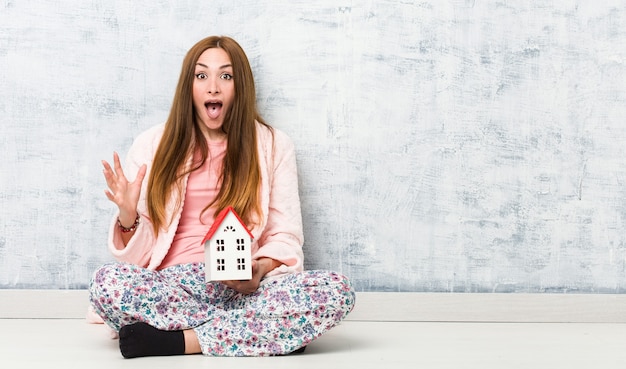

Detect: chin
[203,121,224,131]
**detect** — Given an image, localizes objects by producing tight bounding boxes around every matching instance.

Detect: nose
[207,77,219,94]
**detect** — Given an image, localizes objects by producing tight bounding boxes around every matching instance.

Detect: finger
[112,152,127,180]
[102,160,115,181]
[101,159,113,173]
[223,281,242,292]
[102,161,114,181]
[133,164,148,185]
[104,189,115,202]
[102,165,120,193]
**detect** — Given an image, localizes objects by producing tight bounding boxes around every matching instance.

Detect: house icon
[202,206,253,281]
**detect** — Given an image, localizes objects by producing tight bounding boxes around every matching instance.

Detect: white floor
[1,319,625,369]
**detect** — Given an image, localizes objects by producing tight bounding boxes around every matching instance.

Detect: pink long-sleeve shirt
[158,140,225,269]
[106,122,305,277]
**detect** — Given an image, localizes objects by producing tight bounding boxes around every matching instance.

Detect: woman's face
[192,47,235,141]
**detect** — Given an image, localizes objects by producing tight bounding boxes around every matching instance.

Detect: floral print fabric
[89,262,355,356]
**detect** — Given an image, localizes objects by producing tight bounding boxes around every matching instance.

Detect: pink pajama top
[158,140,225,270]
[106,122,304,277]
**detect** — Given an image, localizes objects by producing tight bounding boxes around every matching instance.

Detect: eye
[195,72,207,80]
[220,73,233,80]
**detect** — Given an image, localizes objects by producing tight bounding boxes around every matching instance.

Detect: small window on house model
[216,239,225,252]
[217,259,225,271]
[237,258,246,270]
[236,238,245,251]
[224,225,235,232]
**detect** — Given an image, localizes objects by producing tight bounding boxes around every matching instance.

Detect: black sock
[118,322,185,359]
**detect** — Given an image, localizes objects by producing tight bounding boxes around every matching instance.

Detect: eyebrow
[195,62,232,69]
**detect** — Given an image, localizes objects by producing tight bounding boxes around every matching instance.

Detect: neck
[202,128,227,144]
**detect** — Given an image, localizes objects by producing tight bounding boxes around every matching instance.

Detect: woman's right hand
[102,152,147,226]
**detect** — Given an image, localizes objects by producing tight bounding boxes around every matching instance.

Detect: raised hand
[102,152,147,226]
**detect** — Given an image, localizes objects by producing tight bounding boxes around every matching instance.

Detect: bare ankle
[183,329,202,354]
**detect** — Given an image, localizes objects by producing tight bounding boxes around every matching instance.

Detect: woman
[89,36,355,358]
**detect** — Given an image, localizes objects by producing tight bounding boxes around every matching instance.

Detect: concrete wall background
[1,0,625,292]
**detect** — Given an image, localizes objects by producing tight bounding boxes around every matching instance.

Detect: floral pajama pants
[89,262,355,356]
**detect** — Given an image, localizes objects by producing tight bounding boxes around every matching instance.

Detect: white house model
[202,206,253,281]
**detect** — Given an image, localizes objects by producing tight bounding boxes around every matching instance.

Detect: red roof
[202,206,254,244]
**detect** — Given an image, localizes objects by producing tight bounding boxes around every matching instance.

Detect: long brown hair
[146,36,271,234]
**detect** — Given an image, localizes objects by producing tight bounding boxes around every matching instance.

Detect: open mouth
[205,101,223,119]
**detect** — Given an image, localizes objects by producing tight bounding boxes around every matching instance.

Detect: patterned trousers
[89,262,355,356]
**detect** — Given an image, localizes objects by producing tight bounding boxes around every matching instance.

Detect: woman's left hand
[221,258,280,295]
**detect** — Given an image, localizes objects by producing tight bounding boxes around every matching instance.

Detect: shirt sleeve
[252,127,305,276]
[106,126,161,268]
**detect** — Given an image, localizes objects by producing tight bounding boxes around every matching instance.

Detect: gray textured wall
[1,1,625,292]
